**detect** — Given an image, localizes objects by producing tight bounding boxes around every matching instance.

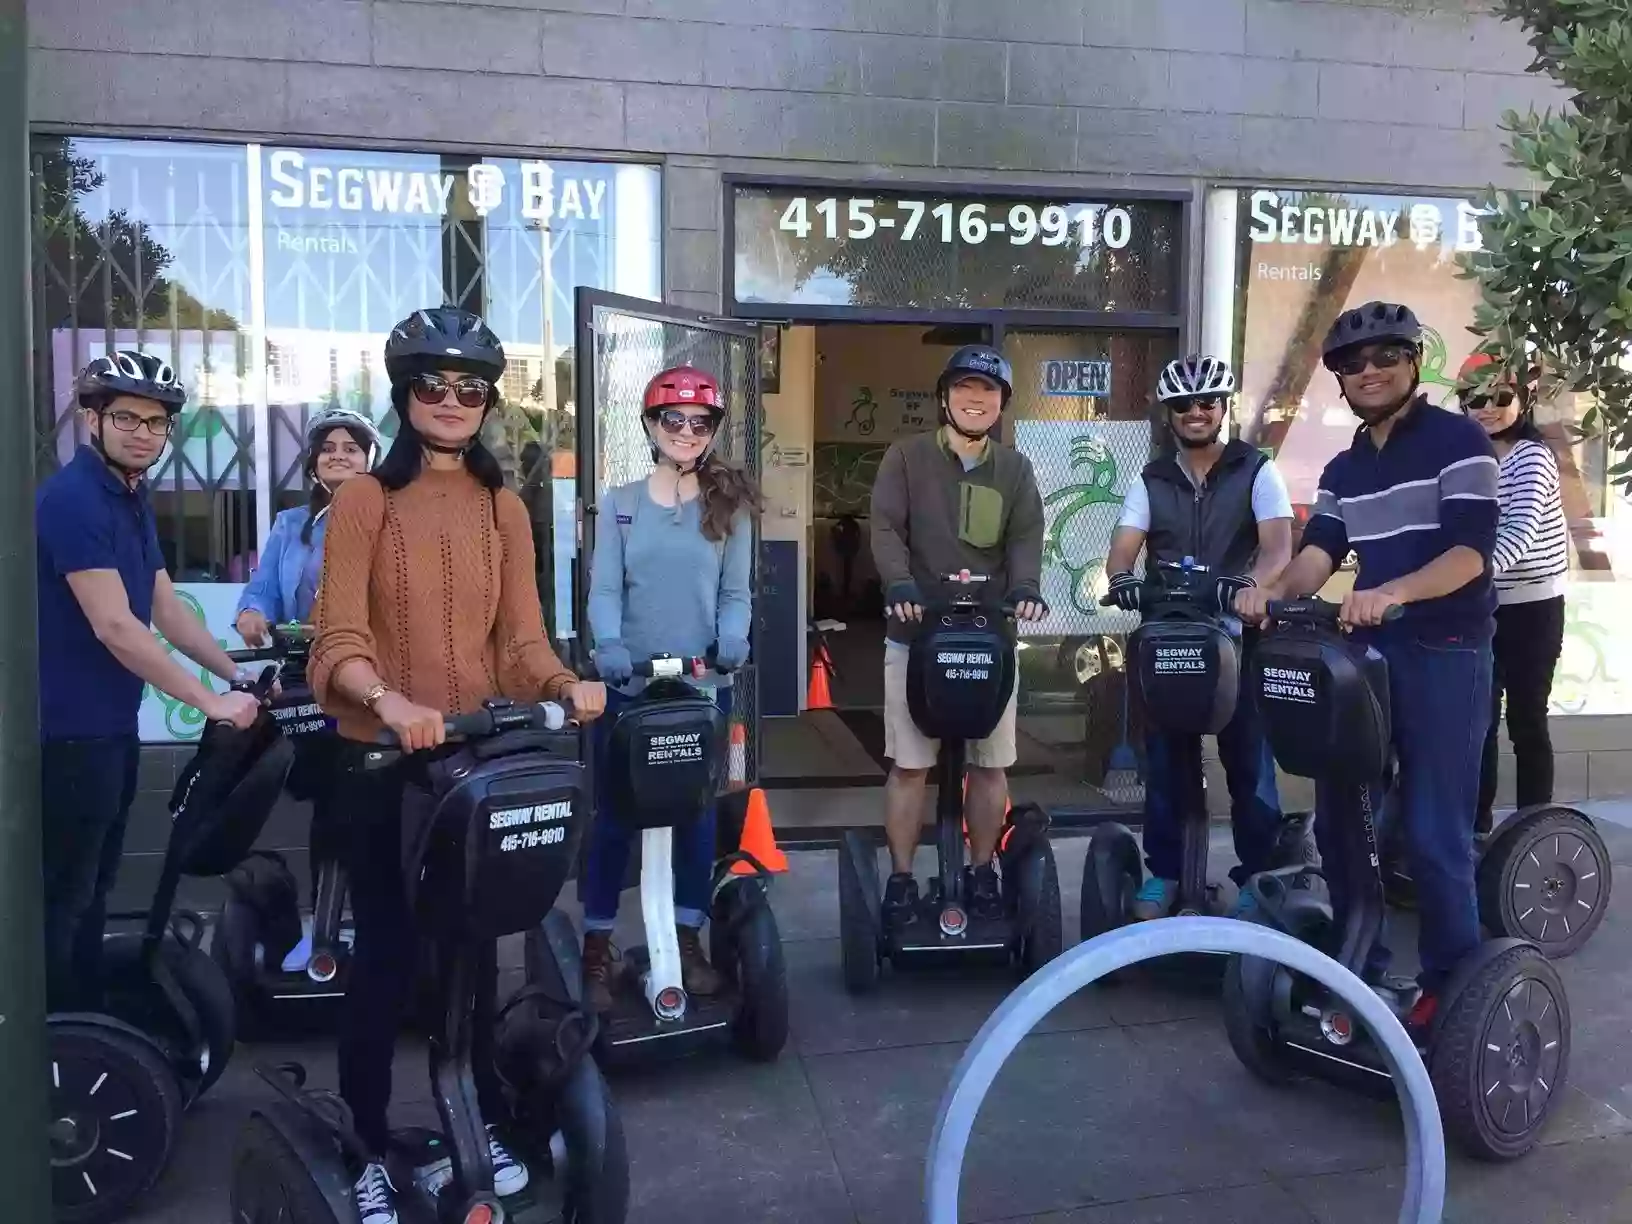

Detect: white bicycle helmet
[1156,354,1237,403]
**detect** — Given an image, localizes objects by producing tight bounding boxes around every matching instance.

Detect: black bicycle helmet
[1321,302,1423,370]
[384,307,506,385]
[937,345,1013,406]
[76,350,187,413]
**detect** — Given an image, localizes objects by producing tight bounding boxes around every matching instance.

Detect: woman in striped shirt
[1459,353,1569,833]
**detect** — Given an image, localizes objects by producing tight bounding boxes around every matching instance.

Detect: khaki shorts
[882,646,1019,771]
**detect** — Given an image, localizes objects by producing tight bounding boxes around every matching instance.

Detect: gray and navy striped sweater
[1492,438,1569,605]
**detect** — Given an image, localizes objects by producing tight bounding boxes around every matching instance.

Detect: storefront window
[31,135,661,740]
[1231,185,1632,715]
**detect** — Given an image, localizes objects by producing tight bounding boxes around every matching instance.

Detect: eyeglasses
[410,372,491,409]
[1461,389,1517,412]
[104,409,173,437]
[1334,345,1414,377]
[652,409,718,438]
[1167,397,1223,415]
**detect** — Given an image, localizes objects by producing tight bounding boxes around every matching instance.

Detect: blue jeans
[1317,630,1491,991]
[1143,633,1282,885]
[580,685,731,931]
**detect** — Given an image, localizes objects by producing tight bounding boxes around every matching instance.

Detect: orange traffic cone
[729,787,789,875]
[726,721,748,791]
[807,644,834,710]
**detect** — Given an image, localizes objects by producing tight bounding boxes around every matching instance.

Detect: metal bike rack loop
[925,918,1446,1224]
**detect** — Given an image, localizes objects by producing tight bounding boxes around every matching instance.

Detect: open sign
[1040,359,1111,398]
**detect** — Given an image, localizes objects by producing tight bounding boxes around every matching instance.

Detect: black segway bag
[404,737,588,942]
[1131,617,1240,737]
[169,709,295,878]
[606,678,725,831]
[1251,626,1391,786]
[906,608,1017,741]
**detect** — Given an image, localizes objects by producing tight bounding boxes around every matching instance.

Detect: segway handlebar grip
[1266,597,1404,626]
[631,654,720,679]
[372,700,571,747]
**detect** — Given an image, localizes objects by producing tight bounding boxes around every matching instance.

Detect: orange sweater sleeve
[308,475,386,709]
[493,488,576,701]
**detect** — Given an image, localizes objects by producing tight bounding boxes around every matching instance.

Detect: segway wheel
[1080,823,1140,943]
[552,1054,631,1224]
[1478,807,1611,959]
[718,887,790,1061]
[1015,841,1063,977]
[838,831,882,995]
[229,1114,341,1224]
[1220,954,1297,1087]
[1430,942,1570,1161]
[49,1021,181,1224]
[103,933,237,1101]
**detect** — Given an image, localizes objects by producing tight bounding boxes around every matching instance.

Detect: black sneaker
[882,872,920,932]
[966,863,1006,920]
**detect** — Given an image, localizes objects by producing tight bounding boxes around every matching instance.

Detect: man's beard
[1174,424,1221,449]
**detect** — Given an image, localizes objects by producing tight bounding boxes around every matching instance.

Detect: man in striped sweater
[1236,302,1499,1030]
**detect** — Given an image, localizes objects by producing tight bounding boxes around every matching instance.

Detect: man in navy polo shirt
[1236,302,1499,1029]
[37,351,260,1010]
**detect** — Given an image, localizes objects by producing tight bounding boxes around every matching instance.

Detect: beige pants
[881,647,1019,771]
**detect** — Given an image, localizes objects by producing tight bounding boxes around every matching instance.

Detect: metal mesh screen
[733,187,1183,314]
[1004,328,1177,800]
[584,301,763,785]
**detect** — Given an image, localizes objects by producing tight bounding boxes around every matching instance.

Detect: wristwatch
[361,683,390,712]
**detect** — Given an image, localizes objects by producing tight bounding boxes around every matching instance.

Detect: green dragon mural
[143,588,229,741]
[1041,435,1127,615]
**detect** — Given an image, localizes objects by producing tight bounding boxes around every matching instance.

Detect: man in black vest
[1104,355,1295,920]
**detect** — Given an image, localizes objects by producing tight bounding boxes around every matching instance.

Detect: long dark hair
[375,382,505,492]
[300,422,378,545]
[696,453,764,542]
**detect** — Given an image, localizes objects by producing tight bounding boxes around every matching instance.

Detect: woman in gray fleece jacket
[580,364,761,1012]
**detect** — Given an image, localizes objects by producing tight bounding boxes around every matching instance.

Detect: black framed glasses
[410,372,491,409]
[1334,344,1414,377]
[103,409,174,437]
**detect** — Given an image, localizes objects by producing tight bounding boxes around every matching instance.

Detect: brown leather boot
[676,924,723,996]
[581,931,616,1013]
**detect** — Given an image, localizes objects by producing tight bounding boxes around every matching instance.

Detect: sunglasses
[1168,397,1223,415]
[1461,389,1517,412]
[1334,345,1414,377]
[651,408,718,438]
[104,409,173,437]
[410,372,491,409]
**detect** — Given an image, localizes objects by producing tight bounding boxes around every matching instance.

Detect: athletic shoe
[965,863,1006,920]
[281,933,313,973]
[1131,877,1178,921]
[354,1162,398,1224]
[883,872,920,932]
[416,1126,531,1199]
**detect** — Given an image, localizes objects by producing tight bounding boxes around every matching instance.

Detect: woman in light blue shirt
[581,365,760,1013]
[234,406,378,970]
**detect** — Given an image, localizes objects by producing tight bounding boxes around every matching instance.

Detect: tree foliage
[1462,0,1632,475]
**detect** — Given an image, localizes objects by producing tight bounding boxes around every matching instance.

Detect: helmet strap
[939,392,997,442]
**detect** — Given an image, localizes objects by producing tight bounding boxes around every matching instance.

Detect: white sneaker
[281,933,313,973]
[353,1162,398,1224]
[415,1126,530,1199]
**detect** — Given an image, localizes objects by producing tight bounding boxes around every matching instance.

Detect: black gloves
[1213,574,1256,617]
[1106,570,1141,611]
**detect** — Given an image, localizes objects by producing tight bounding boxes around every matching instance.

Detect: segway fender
[1080,823,1140,941]
[1428,937,1535,1048]
[1483,802,1594,847]
[524,909,586,1011]
[553,1053,631,1224]
[841,831,884,933]
[242,1096,358,1219]
[47,1010,164,1049]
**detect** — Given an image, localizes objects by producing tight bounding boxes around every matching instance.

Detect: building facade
[28,0,1632,891]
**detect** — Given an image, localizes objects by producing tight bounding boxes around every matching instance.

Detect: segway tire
[1016,841,1063,977]
[100,934,237,1100]
[210,894,261,1009]
[1221,953,1297,1086]
[554,1054,631,1224]
[1477,806,1611,959]
[229,1114,344,1224]
[722,890,790,1062]
[1430,942,1570,1161]
[49,1020,182,1224]
[838,831,882,995]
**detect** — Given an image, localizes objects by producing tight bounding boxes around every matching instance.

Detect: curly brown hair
[696,454,764,541]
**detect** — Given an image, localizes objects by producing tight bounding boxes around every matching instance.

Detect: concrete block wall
[30,0,1568,314]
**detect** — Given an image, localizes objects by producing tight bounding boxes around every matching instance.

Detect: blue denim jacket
[236,506,327,625]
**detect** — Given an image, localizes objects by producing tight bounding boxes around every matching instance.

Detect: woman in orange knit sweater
[307,306,605,1224]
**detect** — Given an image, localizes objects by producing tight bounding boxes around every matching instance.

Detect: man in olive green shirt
[868,345,1047,929]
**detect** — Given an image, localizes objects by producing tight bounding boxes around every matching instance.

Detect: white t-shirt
[1116,454,1293,532]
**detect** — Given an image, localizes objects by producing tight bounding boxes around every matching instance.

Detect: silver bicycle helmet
[1157,354,1236,403]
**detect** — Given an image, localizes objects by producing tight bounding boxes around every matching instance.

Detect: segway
[213,624,357,1033]
[838,570,1063,993]
[1080,559,1316,961]
[528,653,790,1065]
[1383,805,1610,960]
[1222,598,1570,1161]
[230,698,628,1224]
[53,669,291,1223]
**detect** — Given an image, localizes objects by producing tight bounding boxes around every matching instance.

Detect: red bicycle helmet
[643,365,722,414]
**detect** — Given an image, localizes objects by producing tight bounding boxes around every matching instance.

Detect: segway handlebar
[925,570,1018,618]
[1097,558,1214,612]
[227,622,315,664]
[1265,597,1404,626]
[630,651,734,679]
[372,698,572,748]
